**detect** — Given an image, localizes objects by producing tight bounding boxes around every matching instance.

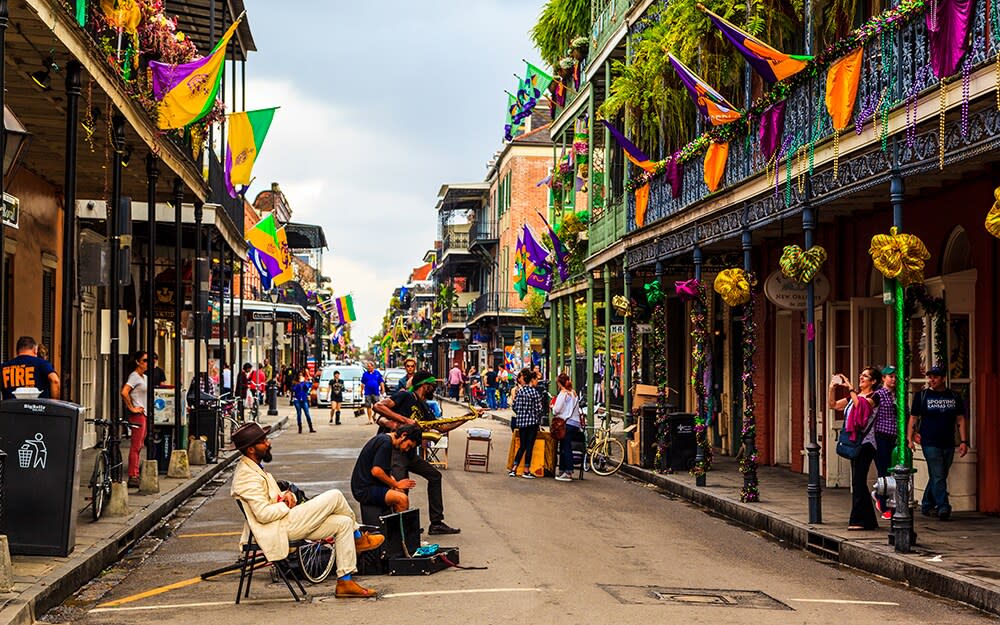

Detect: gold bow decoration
[612,294,632,317]
[868,226,930,287]
[713,268,752,307]
[778,245,827,284]
[985,187,1000,239]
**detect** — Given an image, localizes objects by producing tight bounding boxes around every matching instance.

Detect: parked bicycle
[86,418,140,521]
[585,407,625,476]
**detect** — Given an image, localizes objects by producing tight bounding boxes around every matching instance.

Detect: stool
[422,431,449,469]
[464,430,492,472]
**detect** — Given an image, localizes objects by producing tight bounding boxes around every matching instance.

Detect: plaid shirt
[873,386,897,436]
[511,385,543,429]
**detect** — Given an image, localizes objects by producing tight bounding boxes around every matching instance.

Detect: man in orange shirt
[0,336,60,399]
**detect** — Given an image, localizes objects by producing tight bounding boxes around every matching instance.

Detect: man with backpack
[907,365,969,521]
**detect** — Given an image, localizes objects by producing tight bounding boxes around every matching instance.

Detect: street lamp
[462,327,472,342]
[267,288,279,416]
[542,300,551,320]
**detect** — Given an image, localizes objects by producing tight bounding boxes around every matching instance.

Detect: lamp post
[542,299,552,393]
[267,288,279,416]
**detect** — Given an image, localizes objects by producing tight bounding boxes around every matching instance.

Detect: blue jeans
[294,399,313,431]
[921,445,955,514]
[873,433,897,511]
[558,424,582,474]
[485,386,497,410]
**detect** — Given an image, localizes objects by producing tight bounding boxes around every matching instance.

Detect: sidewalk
[438,396,1000,617]
[0,410,291,625]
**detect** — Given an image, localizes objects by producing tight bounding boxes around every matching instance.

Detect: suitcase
[388,547,459,576]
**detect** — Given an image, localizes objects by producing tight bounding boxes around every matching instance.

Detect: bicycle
[216,393,244,454]
[585,407,625,476]
[86,418,140,521]
[295,538,335,583]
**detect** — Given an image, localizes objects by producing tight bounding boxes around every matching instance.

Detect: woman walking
[552,373,584,481]
[509,368,543,479]
[829,366,882,530]
[292,372,316,434]
[120,351,149,488]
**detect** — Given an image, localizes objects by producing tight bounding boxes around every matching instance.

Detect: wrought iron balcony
[589,197,627,257]
[591,0,634,60]
[625,0,993,235]
[469,291,526,322]
[441,228,471,255]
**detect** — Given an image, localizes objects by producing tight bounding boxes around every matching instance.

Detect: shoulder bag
[835,399,877,460]
[549,394,578,441]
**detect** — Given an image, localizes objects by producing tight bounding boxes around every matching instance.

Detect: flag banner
[667,53,742,126]
[522,225,554,292]
[505,94,526,141]
[149,18,241,129]
[635,183,651,228]
[699,4,810,84]
[536,211,569,281]
[825,46,865,131]
[523,62,553,99]
[225,107,277,198]
[247,244,274,292]
[601,120,657,172]
[245,214,283,285]
[548,79,566,118]
[335,295,357,325]
[704,141,729,192]
[513,233,528,299]
[273,226,294,286]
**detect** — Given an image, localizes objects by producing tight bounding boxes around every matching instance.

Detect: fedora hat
[231,422,271,450]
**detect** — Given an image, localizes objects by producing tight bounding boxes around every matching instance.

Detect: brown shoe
[335,579,376,598]
[354,532,385,553]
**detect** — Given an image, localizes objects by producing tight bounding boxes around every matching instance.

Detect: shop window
[42,268,55,353]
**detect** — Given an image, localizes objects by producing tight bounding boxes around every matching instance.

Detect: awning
[284,222,328,250]
[231,298,310,322]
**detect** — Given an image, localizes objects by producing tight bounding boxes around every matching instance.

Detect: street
[42,402,994,625]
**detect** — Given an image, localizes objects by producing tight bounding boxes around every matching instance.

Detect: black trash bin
[638,403,676,469]
[666,412,697,472]
[0,398,84,556]
[152,425,174,473]
[191,407,219,462]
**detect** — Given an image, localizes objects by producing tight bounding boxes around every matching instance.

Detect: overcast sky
[240,1,545,344]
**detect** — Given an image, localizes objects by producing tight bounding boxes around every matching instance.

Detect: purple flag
[522,225,554,292]
[759,101,786,161]
[536,212,569,281]
[926,0,973,78]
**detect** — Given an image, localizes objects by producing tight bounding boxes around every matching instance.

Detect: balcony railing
[470,222,498,245]
[589,198,626,256]
[625,0,992,234]
[441,229,471,255]
[440,306,471,327]
[470,291,526,320]
[591,0,633,59]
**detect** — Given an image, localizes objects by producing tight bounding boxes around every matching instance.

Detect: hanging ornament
[779,245,827,284]
[939,80,947,170]
[713,268,752,307]
[674,278,701,302]
[644,280,663,305]
[985,187,1000,239]
[869,227,931,287]
[612,294,632,317]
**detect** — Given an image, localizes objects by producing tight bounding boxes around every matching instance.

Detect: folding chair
[235,500,308,604]
[464,429,492,472]
[422,431,449,469]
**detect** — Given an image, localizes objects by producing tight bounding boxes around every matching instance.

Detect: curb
[0,416,289,625]
[618,463,1000,617]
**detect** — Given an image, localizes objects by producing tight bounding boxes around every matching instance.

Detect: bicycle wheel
[250,398,259,422]
[91,453,109,522]
[297,541,335,583]
[589,438,625,476]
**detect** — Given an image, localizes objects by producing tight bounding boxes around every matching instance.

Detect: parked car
[316,365,365,408]
[383,368,407,392]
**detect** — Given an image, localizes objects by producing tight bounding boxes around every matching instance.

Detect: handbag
[549,394,578,441]
[835,401,877,460]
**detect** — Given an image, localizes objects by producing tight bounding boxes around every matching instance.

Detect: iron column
[693,244,707,486]
[145,154,158,460]
[622,266,632,426]
[193,201,203,408]
[172,179,183,446]
[742,228,758,498]
[804,194,822,523]
[603,264,611,415]
[61,60,82,400]
[109,112,125,481]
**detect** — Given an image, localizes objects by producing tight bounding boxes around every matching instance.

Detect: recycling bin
[666,412,697,472]
[152,425,175,474]
[191,407,220,462]
[0,398,84,556]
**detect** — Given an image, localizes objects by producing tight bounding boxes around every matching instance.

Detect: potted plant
[570,36,589,61]
[557,57,575,81]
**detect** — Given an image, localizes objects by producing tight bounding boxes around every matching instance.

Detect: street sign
[610,324,625,334]
[763,270,830,310]
[3,193,19,229]
[252,311,275,321]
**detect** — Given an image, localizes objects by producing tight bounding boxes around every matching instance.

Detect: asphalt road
[41,402,996,625]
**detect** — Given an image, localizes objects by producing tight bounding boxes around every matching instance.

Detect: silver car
[316,365,365,408]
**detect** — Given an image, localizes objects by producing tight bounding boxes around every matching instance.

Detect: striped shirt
[511,385,543,429]
[873,386,898,437]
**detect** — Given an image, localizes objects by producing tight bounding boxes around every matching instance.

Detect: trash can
[638,403,676,469]
[666,412,697,472]
[191,407,219,462]
[152,425,174,474]
[0,398,84,556]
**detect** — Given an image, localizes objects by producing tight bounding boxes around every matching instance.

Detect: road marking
[788,598,900,606]
[91,598,292,613]
[176,531,243,538]
[381,588,543,599]
[97,577,205,607]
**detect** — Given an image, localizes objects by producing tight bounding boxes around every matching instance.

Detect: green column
[549,296,558,396]
[587,90,595,218]
[586,273,595,429]
[623,265,632,425]
[569,292,577,390]
[603,263,611,414]
[603,61,611,210]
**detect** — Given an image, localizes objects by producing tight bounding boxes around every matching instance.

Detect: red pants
[128,414,147,478]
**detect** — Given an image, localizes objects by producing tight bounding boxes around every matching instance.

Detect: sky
[240,1,546,345]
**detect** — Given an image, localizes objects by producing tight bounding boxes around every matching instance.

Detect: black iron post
[267,312,278,416]
[741,228,758,496]
[172,179,183,446]
[109,112,125,481]
[145,154,158,459]
[193,201,203,405]
[60,60,82,401]
[0,0,8,361]
[214,235,224,390]
[804,194,822,523]
[622,265,632,426]
[693,244,707,486]
[237,260,244,367]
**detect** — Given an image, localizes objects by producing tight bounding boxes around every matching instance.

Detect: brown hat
[231,423,271,450]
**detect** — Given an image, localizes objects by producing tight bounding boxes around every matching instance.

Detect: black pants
[849,443,879,529]
[391,448,444,525]
[512,425,539,472]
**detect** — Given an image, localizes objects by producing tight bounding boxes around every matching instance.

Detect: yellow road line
[91,598,292,613]
[97,577,205,607]
[788,598,900,606]
[176,531,243,538]
[381,588,542,599]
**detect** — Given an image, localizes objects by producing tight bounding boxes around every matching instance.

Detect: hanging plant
[557,57,576,80]
[570,35,589,61]
[685,280,713,479]
[738,276,760,502]
[530,0,591,67]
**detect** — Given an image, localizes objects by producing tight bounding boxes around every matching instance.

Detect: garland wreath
[904,284,947,372]
[739,277,760,503]
[686,280,713,478]
[645,280,672,472]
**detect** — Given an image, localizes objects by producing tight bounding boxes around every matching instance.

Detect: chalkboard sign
[0,399,83,556]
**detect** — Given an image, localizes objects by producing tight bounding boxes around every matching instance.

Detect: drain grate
[599,585,792,610]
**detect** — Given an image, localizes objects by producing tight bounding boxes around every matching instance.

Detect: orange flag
[704,142,729,192]
[825,47,865,131]
[635,183,651,227]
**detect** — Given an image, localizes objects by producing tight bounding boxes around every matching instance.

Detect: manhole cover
[599,585,792,610]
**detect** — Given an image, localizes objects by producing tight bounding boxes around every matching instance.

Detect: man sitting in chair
[230,423,384,598]
[351,424,422,513]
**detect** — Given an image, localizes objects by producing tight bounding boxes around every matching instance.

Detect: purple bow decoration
[675,279,701,301]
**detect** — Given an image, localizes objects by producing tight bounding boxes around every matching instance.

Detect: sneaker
[127,477,140,488]
[555,473,572,482]
[508,470,517,477]
[428,522,461,535]
[881,510,893,520]
[938,508,951,521]
[521,472,536,480]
